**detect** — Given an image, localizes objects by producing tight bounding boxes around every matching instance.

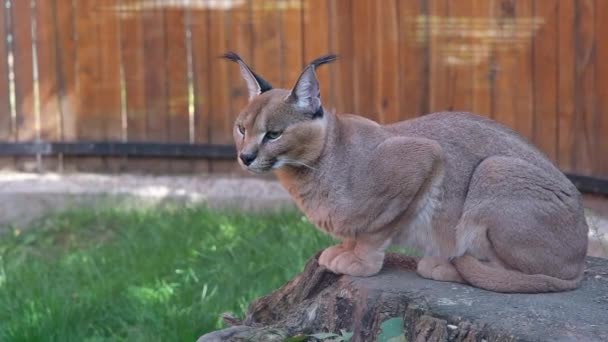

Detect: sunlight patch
[128,281,179,305]
[219,223,237,239]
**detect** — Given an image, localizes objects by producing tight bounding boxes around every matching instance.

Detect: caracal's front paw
[417,256,465,283]
[327,251,383,277]
[319,244,350,269]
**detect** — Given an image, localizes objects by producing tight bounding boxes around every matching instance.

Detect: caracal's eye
[264,131,282,142]
[237,125,246,135]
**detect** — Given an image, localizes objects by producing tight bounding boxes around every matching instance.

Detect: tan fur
[228,54,588,293]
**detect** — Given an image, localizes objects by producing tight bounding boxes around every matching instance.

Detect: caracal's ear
[288,54,337,115]
[221,51,273,100]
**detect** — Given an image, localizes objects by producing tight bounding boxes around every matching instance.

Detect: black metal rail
[0,141,606,196]
[0,142,237,159]
[565,174,608,197]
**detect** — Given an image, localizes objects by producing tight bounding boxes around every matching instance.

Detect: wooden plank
[571,0,595,175]
[73,0,105,172]
[375,0,400,124]
[227,1,253,117]
[54,0,77,143]
[97,0,123,172]
[352,0,377,120]
[279,1,303,88]
[428,0,450,113]
[190,7,211,173]
[12,0,37,171]
[208,5,235,174]
[491,0,535,139]
[511,0,534,140]
[119,0,150,173]
[142,1,169,173]
[0,1,10,142]
[165,7,192,173]
[329,0,355,114]
[490,0,518,131]
[0,1,13,170]
[597,0,608,177]
[302,0,332,110]
[369,0,401,123]
[36,0,61,171]
[471,0,494,117]
[557,0,576,173]
[53,0,77,172]
[121,4,145,142]
[251,0,281,90]
[446,0,474,113]
[398,0,428,118]
[532,0,558,161]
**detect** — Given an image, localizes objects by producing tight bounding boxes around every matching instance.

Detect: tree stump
[198,253,608,342]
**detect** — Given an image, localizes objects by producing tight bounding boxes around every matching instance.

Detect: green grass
[0,205,333,342]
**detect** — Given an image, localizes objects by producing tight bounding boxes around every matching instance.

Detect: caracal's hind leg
[451,156,587,292]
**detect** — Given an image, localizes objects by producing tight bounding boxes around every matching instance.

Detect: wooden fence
[0,0,606,179]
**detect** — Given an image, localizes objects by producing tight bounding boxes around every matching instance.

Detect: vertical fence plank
[191,7,210,173]
[352,0,377,120]
[208,6,234,173]
[36,0,61,171]
[120,5,144,137]
[142,1,169,173]
[303,0,332,110]
[98,0,123,172]
[596,0,608,178]
[375,0,400,124]
[513,0,534,140]
[279,1,303,89]
[55,0,77,152]
[557,0,575,172]
[120,9,142,148]
[165,7,192,173]
[252,1,281,89]
[491,0,518,130]
[398,0,428,118]
[227,1,253,117]
[532,0,558,161]
[73,0,106,171]
[12,0,37,171]
[0,1,13,170]
[495,0,536,138]
[428,0,450,112]
[120,1,149,172]
[471,0,494,117]
[0,2,9,142]
[446,0,474,112]
[572,0,595,175]
[330,0,355,114]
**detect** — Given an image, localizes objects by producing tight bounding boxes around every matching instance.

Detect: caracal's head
[223,52,336,174]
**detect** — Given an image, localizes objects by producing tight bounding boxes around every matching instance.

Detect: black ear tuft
[220,51,273,93]
[309,54,338,69]
[220,51,243,63]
